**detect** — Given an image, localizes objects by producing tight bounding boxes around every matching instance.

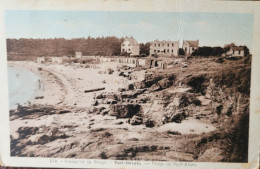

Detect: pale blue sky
[5,11,253,49]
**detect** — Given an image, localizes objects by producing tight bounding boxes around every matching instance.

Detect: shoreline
[8,61,141,108]
[7,62,43,109]
[8,57,250,161]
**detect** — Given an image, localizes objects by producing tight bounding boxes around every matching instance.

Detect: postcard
[0,0,259,169]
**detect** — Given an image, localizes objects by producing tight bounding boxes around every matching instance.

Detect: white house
[150,40,179,57]
[226,46,245,57]
[121,37,140,56]
[75,52,82,58]
[37,56,45,63]
[51,57,63,64]
[182,40,199,55]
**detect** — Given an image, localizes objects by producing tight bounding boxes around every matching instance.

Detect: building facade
[75,52,82,58]
[226,47,245,57]
[182,40,199,55]
[121,37,140,56]
[51,57,63,64]
[37,56,45,63]
[149,40,179,57]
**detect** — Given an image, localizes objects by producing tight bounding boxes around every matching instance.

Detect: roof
[230,46,244,51]
[151,40,179,44]
[124,37,139,46]
[184,40,199,47]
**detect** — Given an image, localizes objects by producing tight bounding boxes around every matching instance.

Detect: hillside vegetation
[7,37,124,60]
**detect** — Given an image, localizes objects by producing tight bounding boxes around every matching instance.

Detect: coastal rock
[92,100,99,106]
[169,110,187,123]
[128,84,135,90]
[167,130,181,135]
[118,72,124,76]
[35,96,44,99]
[17,127,39,139]
[158,78,173,89]
[118,88,126,92]
[198,148,224,162]
[144,119,155,128]
[133,81,144,89]
[107,68,114,74]
[214,104,223,115]
[149,83,161,92]
[109,104,143,118]
[177,93,201,107]
[106,99,118,104]
[100,109,109,116]
[92,107,106,114]
[129,115,143,125]
[103,93,122,101]
[35,134,51,144]
[58,110,71,114]
[96,93,105,99]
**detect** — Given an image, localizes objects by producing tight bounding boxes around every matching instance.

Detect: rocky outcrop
[10,105,72,120]
[144,119,155,128]
[109,104,143,118]
[17,127,39,139]
[129,115,143,125]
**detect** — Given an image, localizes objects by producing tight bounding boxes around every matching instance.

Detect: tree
[242,46,250,56]
[224,43,235,52]
[6,36,125,60]
[178,48,185,55]
[192,46,224,57]
[140,42,150,56]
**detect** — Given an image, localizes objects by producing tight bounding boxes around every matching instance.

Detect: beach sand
[9,61,145,108]
[8,57,249,161]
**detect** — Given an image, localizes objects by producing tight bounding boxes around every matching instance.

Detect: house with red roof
[182,40,199,55]
[121,37,140,56]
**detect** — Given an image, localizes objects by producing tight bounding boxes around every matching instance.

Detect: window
[233,51,235,54]
[167,44,169,47]
[167,49,169,52]
[154,50,156,52]
[192,47,194,51]
[172,49,174,53]
[122,49,125,51]
[154,44,156,47]
[239,50,241,54]
[162,43,164,47]
[158,50,160,53]
[129,49,131,51]
[172,43,174,47]
[122,44,125,46]
[128,44,130,47]
[158,44,160,47]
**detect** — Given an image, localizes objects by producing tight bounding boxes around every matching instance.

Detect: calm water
[8,65,40,109]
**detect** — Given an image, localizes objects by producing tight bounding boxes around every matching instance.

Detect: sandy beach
[9,58,250,162]
[8,61,145,107]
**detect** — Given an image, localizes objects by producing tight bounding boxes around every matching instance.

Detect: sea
[8,65,40,109]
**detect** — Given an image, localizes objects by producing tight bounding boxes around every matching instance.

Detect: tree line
[7,37,152,61]
[190,43,250,57]
[7,37,124,60]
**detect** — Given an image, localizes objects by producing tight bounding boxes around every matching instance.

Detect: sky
[5,11,253,48]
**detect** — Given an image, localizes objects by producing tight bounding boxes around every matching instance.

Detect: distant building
[75,52,82,58]
[182,40,199,55]
[149,40,179,57]
[37,56,45,63]
[226,46,245,57]
[51,57,63,64]
[121,37,140,56]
